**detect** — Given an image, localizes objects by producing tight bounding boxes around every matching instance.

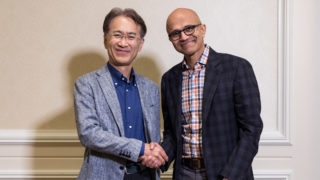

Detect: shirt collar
[107,62,136,85]
[182,44,210,70]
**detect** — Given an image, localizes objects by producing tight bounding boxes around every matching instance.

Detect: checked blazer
[160,47,263,180]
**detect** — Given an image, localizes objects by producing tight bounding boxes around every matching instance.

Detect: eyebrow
[112,30,137,35]
[175,25,194,31]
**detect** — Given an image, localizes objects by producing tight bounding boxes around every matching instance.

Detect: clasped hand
[138,142,168,168]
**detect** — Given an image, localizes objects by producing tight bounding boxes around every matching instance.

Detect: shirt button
[129,126,132,128]
[122,78,125,81]
[128,107,131,110]
[115,82,118,86]
[126,89,129,92]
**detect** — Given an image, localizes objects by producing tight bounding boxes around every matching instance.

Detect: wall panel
[2,0,320,179]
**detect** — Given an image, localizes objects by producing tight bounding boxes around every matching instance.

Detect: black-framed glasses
[168,24,201,41]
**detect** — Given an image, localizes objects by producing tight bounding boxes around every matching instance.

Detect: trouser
[123,168,153,180]
[179,164,208,180]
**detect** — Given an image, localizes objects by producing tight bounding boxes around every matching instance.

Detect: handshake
[139,142,168,168]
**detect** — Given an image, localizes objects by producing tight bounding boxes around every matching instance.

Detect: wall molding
[260,0,291,146]
[0,130,79,144]
[254,170,292,180]
[0,170,291,179]
[0,170,78,179]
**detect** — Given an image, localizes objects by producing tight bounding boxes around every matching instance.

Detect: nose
[179,31,189,41]
[118,37,129,47]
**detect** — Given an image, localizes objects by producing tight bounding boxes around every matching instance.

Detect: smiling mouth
[115,48,130,54]
[181,37,196,46]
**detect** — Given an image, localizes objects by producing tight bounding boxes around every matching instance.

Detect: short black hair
[103,7,147,38]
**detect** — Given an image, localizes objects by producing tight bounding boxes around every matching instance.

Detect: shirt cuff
[139,142,145,156]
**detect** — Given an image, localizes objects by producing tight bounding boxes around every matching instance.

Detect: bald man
[160,8,263,180]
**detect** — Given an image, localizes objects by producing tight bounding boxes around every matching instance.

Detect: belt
[125,162,147,174]
[181,158,205,170]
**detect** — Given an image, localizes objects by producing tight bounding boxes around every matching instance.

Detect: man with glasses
[74,8,167,180]
[160,8,263,180]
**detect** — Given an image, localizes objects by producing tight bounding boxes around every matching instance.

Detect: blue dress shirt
[107,63,145,156]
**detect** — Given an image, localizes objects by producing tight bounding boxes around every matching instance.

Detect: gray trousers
[178,165,208,180]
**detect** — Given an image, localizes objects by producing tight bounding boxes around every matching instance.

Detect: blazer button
[120,166,124,170]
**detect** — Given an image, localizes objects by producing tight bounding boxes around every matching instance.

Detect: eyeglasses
[110,31,141,42]
[168,24,201,41]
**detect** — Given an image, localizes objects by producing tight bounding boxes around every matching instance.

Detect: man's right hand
[138,142,168,168]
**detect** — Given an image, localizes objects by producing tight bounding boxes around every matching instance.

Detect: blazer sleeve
[219,59,263,179]
[74,76,143,162]
[160,75,177,172]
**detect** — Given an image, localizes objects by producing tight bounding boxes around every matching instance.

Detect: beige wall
[0,0,319,179]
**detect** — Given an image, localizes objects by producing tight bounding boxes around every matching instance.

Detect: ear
[103,34,108,49]
[138,38,145,52]
[200,24,206,36]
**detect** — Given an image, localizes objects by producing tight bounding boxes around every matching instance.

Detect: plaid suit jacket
[160,47,263,180]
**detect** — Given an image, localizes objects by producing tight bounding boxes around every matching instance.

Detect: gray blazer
[74,65,160,180]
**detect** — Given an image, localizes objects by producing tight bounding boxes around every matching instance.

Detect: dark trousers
[123,168,153,180]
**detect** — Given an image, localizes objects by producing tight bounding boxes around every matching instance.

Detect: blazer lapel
[202,48,222,122]
[171,65,183,139]
[96,66,125,136]
[135,76,151,142]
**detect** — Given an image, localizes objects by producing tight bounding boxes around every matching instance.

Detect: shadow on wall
[37,51,107,130]
[133,55,162,86]
[33,51,106,179]
[32,51,162,179]
[35,53,161,130]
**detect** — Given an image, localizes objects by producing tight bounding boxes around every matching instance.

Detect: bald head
[165,8,206,62]
[166,8,202,33]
